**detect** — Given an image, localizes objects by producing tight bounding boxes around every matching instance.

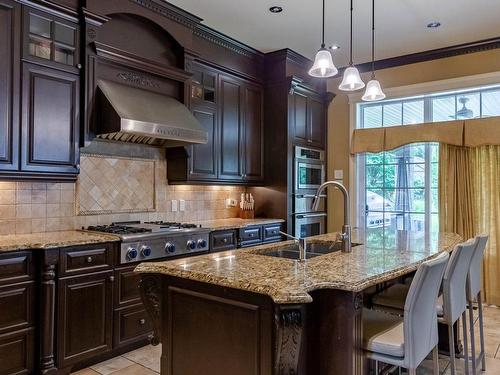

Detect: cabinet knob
[223,238,228,243]
[307,139,313,143]
[109,276,115,282]
[249,233,254,237]
[139,318,146,325]
[76,63,82,69]
[86,256,93,263]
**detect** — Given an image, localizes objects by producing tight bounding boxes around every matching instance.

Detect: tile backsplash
[0,154,245,235]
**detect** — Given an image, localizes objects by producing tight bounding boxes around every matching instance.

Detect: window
[356,85,500,232]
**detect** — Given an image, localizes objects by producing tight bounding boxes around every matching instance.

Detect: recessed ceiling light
[329,44,340,50]
[427,21,441,28]
[269,6,283,13]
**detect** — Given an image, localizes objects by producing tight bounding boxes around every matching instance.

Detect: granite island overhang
[135,229,461,375]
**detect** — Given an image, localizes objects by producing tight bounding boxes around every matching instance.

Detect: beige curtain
[471,146,500,305]
[439,143,500,305]
[438,144,476,240]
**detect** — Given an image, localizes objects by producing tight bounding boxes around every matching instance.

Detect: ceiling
[168,0,500,67]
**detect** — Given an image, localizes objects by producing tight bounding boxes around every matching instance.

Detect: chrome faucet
[279,231,307,261]
[311,181,352,253]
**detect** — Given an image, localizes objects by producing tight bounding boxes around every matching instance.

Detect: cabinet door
[292,92,308,143]
[219,75,243,180]
[0,0,20,172]
[189,105,218,180]
[242,85,264,182]
[308,97,325,148]
[57,271,113,368]
[21,63,79,175]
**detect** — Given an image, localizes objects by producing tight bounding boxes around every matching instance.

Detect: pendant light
[339,0,364,91]
[309,0,338,78]
[362,0,385,101]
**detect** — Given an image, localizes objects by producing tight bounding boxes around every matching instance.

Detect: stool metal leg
[478,292,486,371]
[468,300,477,375]
[409,369,417,375]
[433,345,440,375]
[449,323,456,375]
[462,312,470,375]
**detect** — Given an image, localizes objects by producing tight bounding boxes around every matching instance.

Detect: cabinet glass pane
[204,89,215,102]
[29,37,51,60]
[29,14,51,38]
[202,73,215,89]
[192,71,202,85]
[54,23,75,46]
[54,45,74,65]
[191,85,203,100]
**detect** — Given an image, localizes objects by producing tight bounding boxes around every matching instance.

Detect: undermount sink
[260,242,362,260]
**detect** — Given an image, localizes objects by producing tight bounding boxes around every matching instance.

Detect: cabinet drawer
[115,267,141,308]
[114,305,152,348]
[0,252,33,286]
[263,224,282,242]
[211,230,237,252]
[60,243,113,276]
[239,226,262,247]
[0,282,34,334]
[0,328,34,375]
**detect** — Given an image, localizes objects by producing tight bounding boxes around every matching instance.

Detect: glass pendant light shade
[309,48,338,78]
[362,79,386,101]
[339,66,365,91]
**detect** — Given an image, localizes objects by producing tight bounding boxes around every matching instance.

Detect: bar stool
[363,251,449,375]
[467,234,489,375]
[371,238,478,375]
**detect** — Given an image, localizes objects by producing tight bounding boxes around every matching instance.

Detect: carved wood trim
[274,306,304,375]
[93,41,193,82]
[128,0,201,28]
[40,249,58,375]
[139,275,162,346]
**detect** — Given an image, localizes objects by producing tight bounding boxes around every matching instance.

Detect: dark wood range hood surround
[85,10,206,147]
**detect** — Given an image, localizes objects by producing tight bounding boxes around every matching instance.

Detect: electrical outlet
[171,200,178,212]
[179,199,186,212]
[225,198,237,208]
[334,169,344,180]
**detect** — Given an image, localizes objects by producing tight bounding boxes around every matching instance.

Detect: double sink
[255,241,362,260]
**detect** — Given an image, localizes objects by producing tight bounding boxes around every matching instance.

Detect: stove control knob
[187,240,196,250]
[197,239,207,248]
[141,246,152,258]
[165,242,176,253]
[126,247,138,261]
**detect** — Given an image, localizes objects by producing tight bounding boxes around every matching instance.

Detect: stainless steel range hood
[95,80,208,147]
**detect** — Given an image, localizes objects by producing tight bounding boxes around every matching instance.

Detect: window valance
[351,116,500,154]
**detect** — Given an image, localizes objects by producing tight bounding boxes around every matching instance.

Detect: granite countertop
[135,229,462,304]
[197,218,285,231]
[0,231,120,252]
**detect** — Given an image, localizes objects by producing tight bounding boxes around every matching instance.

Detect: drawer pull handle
[223,238,228,243]
[86,256,93,263]
[139,319,146,325]
[109,276,115,282]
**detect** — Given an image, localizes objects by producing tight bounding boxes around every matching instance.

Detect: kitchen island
[135,229,461,375]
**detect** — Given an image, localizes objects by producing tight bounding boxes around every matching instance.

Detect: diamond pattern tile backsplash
[0,151,245,234]
[77,155,155,215]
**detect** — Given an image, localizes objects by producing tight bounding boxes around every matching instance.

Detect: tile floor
[73,306,500,375]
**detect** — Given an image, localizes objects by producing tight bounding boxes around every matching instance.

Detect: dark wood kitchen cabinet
[0,0,21,173]
[57,270,113,368]
[189,104,218,180]
[21,63,80,176]
[219,74,243,180]
[0,2,80,181]
[168,67,264,184]
[0,251,35,375]
[290,88,326,149]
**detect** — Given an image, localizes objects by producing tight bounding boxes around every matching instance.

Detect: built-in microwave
[294,146,325,191]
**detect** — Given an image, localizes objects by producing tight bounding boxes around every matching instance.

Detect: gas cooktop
[83,221,210,264]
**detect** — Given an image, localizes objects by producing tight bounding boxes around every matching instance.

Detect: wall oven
[293,146,327,237]
[294,146,325,191]
[294,212,327,238]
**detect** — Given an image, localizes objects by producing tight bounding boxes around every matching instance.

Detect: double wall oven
[293,146,327,238]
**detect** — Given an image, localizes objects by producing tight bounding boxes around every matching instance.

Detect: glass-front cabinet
[23,7,80,73]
